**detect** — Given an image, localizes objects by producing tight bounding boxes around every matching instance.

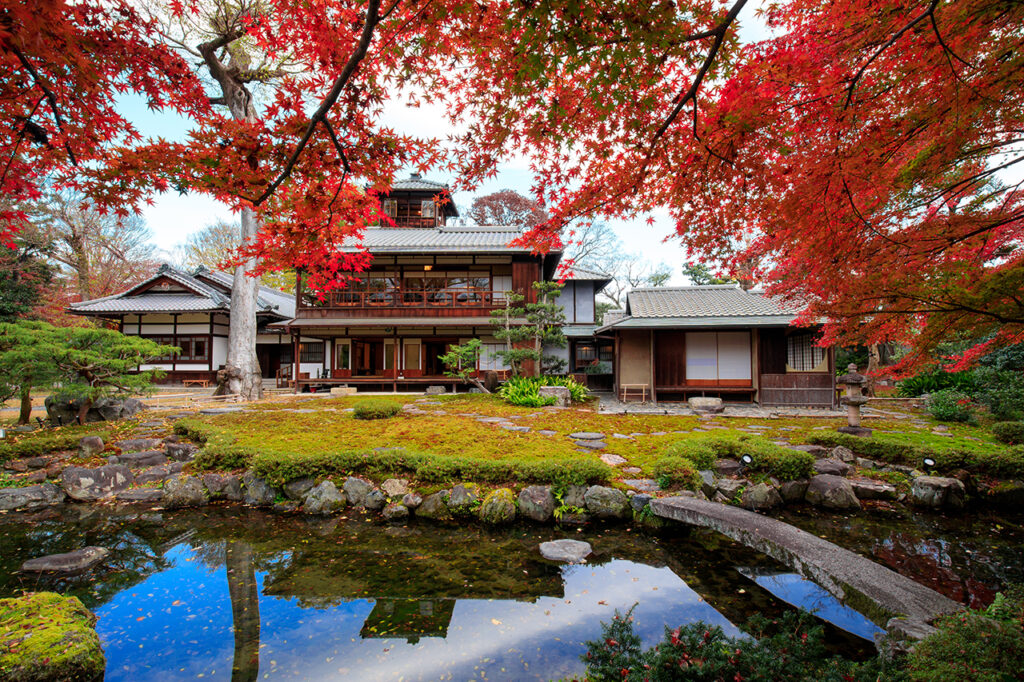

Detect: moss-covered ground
[0,592,105,682]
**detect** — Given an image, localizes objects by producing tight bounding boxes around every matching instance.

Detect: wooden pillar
[172,313,178,374]
[649,330,656,404]
[291,331,300,393]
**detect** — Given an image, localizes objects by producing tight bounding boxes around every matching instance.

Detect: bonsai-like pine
[440,338,489,393]
[489,291,536,376]
[0,321,177,424]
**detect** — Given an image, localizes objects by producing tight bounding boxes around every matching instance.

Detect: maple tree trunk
[69,231,91,300]
[225,541,260,682]
[18,385,32,425]
[226,207,263,401]
[77,396,92,425]
[865,343,881,397]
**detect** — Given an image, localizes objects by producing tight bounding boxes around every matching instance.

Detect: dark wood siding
[654,331,687,388]
[512,260,540,302]
[759,328,787,374]
[760,373,833,407]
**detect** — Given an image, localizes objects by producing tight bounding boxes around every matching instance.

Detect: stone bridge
[649,496,962,643]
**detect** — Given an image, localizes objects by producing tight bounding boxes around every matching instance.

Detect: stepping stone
[600,454,628,467]
[115,450,167,468]
[612,433,632,439]
[21,547,109,573]
[574,439,607,450]
[622,467,642,474]
[539,539,592,563]
[537,430,558,436]
[570,432,605,440]
[501,424,530,432]
[622,479,660,492]
[115,438,162,453]
[478,417,506,423]
[199,407,244,415]
[651,431,667,436]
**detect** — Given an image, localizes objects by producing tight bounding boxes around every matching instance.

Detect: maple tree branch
[844,0,938,108]
[10,45,77,166]
[250,0,383,206]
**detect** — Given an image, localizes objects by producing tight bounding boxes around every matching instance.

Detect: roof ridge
[632,284,741,292]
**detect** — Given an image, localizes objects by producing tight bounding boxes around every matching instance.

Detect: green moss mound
[0,592,105,682]
[992,421,1024,446]
[352,399,402,420]
[663,433,813,481]
[652,456,700,490]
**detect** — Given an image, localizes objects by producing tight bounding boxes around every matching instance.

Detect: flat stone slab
[539,539,592,563]
[599,454,628,467]
[622,478,660,492]
[116,450,168,467]
[501,424,531,432]
[573,439,607,450]
[115,488,165,503]
[21,547,109,573]
[649,496,961,641]
[569,432,604,440]
[537,430,558,436]
[114,438,162,452]
[199,407,245,415]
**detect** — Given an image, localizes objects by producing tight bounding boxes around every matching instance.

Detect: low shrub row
[651,456,701,490]
[662,433,815,482]
[497,375,589,407]
[807,432,1024,479]
[176,419,612,487]
[352,399,401,420]
[0,429,102,463]
[992,421,1024,445]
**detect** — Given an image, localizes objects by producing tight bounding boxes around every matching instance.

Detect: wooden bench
[619,384,650,402]
[182,379,210,388]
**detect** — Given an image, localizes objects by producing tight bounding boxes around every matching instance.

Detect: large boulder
[342,477,374,507]
[911,476,966,509]
[45,395,143,424]
[740,482,783,511]
[242,473,277,507]
[164,442,198,462]
[849,479,898,501]
[283,477,317,501]
[116,450,167,468]
[203,473,242,500]
[716,478,748,500]
[21,547,109,574]
[814,458,852,477]
[415,492,452,520]
[135,465,171,485]
[162,475,208,508]
[688,396,724,413]
[0,484,65,511]
[698,470,718,498]
[805,474,861,510]
[830,446,856,463]
[777,479,809,504]
[561,484,588,509]
[77,436,104,458]
[0,593,105,681]
[447,483,479,512]
[538,386,571,407]
[381,478,409,497]
[518,486,556,522]
[363,489,387,511]
[60,465,133,501]
[303,481,346,515]
[715,459,743,477]
[583,485,630,519]
[382,502,409,521]
[479,488,516,525]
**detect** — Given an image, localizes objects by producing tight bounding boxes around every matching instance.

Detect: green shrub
[352,399,402,420]
[897,370,976,397]
[992,421,1024,445]
[652,456,700,490]
[0,430,103,463]
[908,607,1024,681]
[975,367,1024,421]
[925,389,975,423]
[538,375,590,402]
[581,607,894,681]
[497,375,590,407]
[663,440,716,470]
[677,433,814,481]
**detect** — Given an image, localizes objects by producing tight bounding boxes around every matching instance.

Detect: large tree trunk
[68,231,91,300]
[865,343,882,397]
[225,541,260,682]
[225,207,262,401]
[18,385,32,425]
[77,397,93,425]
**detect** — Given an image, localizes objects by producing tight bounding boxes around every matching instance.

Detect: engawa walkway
[649,496,962,642]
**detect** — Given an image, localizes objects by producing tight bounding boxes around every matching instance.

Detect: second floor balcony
[301,280,507,313]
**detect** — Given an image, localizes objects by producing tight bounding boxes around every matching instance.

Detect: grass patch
[0,422,127,463]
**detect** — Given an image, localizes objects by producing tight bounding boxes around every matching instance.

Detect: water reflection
[4,506,1018,679]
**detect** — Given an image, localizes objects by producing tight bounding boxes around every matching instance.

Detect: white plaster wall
[554,282,576,321]
[212,336,228,370]
[574,282,595,324]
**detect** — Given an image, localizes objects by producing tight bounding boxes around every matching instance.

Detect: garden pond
[1,506,1022,681]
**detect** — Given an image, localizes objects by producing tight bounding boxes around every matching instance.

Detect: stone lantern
[837,363,872,437]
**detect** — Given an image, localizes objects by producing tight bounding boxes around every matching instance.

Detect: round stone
[539,539,592,563]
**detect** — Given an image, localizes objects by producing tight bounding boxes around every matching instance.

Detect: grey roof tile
[626,285,799,318]
[390,174,450,191]
[346,226,538,253]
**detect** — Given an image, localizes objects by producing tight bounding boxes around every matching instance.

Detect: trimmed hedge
[807,431,1024,479]
[0,430,103,463]
[175,418,611,487]
[353,399,402,420]
[663,433,814,481]
[992,421,1024,446]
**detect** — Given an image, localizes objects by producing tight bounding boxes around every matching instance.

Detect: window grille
[787,334,825,371]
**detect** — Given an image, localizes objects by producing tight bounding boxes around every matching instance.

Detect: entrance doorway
[423,339,454,376]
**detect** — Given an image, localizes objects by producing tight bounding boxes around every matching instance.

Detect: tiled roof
[595,285,800,331]
[390,174,450,192]
[346,226,541,253]
[562,265,613,282]
[627,285,799,318]
[70,264,294,319]
[601,310,627,326]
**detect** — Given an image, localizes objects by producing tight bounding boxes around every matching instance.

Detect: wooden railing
[302,287,503,310]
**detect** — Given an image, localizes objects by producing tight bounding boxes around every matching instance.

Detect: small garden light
[740,454,754,467]
[0,428,5,440]
[922,457,936,471]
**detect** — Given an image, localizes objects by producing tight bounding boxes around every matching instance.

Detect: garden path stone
[61,465,133,501]
[165,442,198,461]
[199,407,245,415]
[117,450,167,468]
[573,439,607,450]
[612,433,631,439]
[135,465,171,485]
[622,466,642,475]
[622,479,659,493]
[115,438,162,452]
[599,454,628,467]
[539,539,592,563]
[569,432,604,440]
[21,547,109,573]
[814,458,852,477]
[501,424,530,432]
[537,430,558,436]
[78,436,104,458]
